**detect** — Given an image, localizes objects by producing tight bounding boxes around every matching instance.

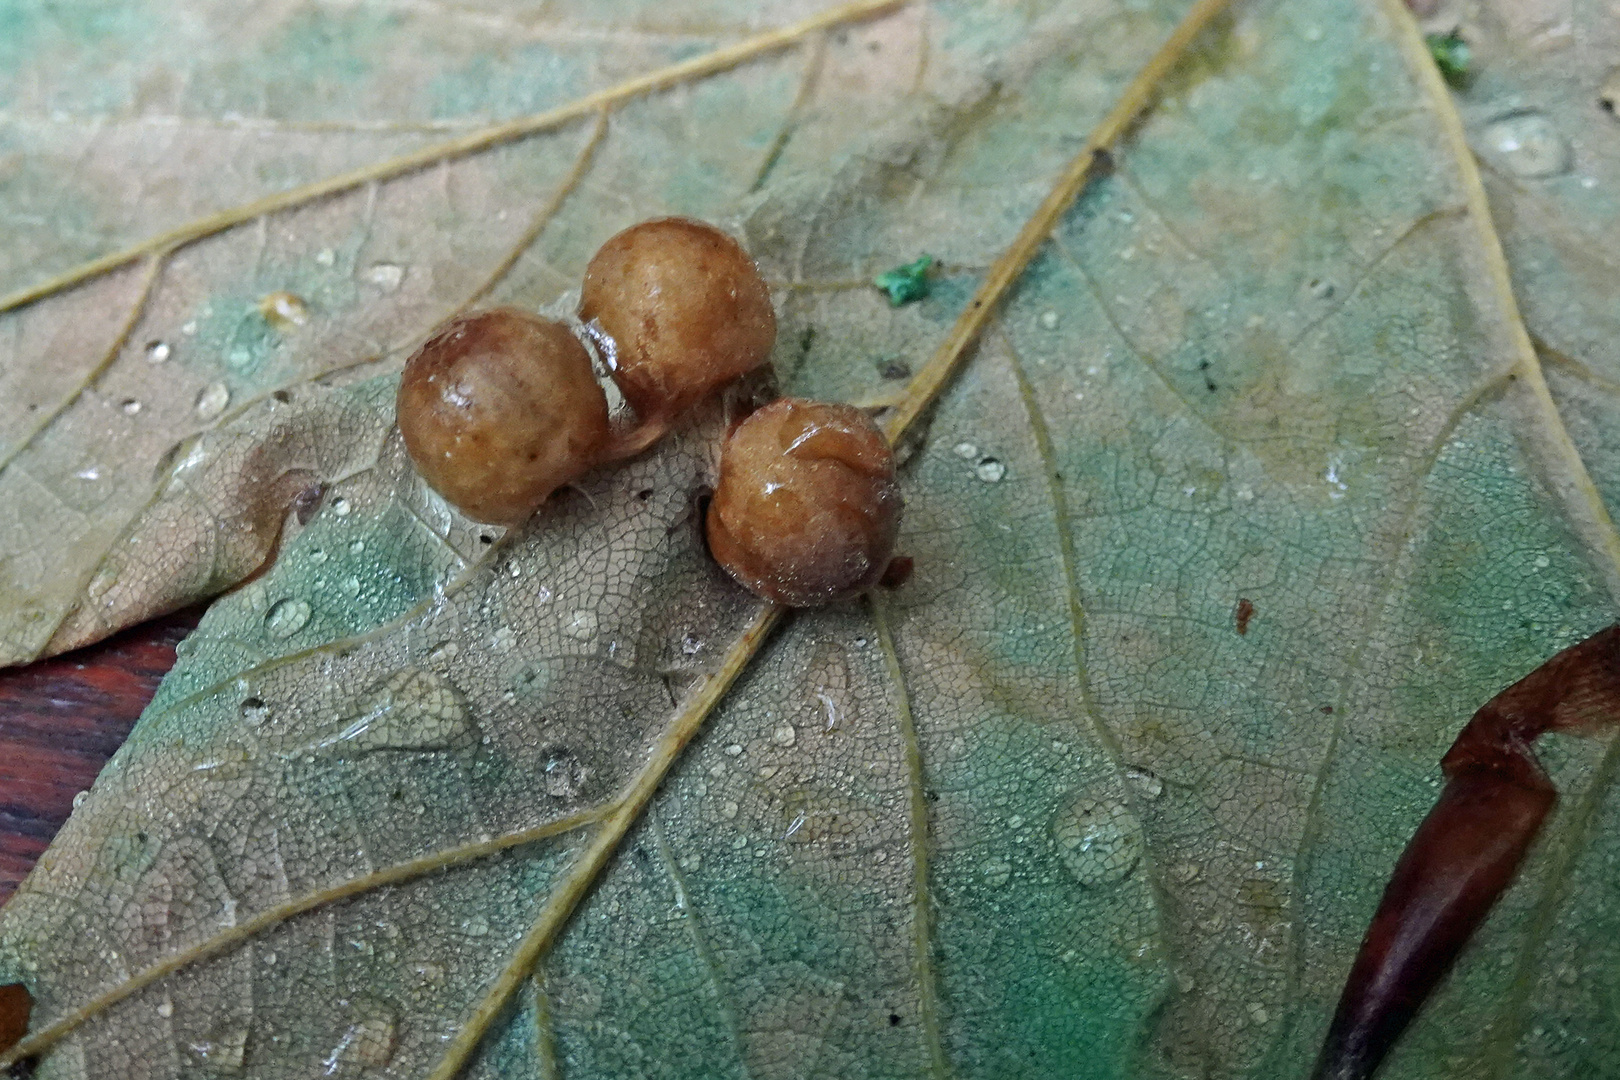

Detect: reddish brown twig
[1313,625,1620,1079]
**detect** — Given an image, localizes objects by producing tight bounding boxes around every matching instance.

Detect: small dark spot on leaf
[136,832,148,845]
[390,788,405,801]
[634,846,650,864]
[637,489,654,501]
[925,789,939,802]
[271,389,292,404]
[888,1013,902,1027]
[479,533,494,544]
[880,360,911,381]
[1321,705,1334,714]
[1235,597,1255,635]
[799,327,817,355]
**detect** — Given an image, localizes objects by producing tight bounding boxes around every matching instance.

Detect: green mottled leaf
[2,0,1618,1077]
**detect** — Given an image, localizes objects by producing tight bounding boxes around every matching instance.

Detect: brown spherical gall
[706,398,902,607]
[580,217,776,426]
[397,308,610,525]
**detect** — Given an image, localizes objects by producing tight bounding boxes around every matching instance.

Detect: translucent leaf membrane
[3,0,1620,1076]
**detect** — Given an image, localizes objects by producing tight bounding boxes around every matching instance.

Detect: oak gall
[397,308,609,525]
[581,217,776,427]
[706,398,902,607]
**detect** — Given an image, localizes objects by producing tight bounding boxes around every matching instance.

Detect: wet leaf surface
[2,0,1620,1077]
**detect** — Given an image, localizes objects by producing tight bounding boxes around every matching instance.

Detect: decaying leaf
[3,0,1620,1076]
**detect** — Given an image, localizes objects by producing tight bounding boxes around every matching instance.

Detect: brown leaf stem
[1312,625,1620,1080]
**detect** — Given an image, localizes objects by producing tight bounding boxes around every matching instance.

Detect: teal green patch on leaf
[873,255,934,306]
[1425,30,1471,87]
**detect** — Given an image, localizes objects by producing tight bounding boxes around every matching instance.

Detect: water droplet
[156,1000,174,1018]
[679,853,702,871]
[322,1001,398,1072]
[981,859,1012,887]
[492,626,516,651]
[264,598,312,638]
[341,576,362,596]
[316,248,336,267]
[186,1026,247,1073]
[1534,554,1551,569]
[1126,767,1163,798]
[332,496,352,516]
[975,458,1006,482]
[348,539,365,555]
[542,749,587,798]
[725,743,744,757]
[72,790,89,809]
[815,690,842,732]
[240,697,271,725]
[365,263,405,291]
[462,915,490,937]
[195,382,231,420]
[323,669,476,754]
[145,340,172,363]
[772,722,797,747]
[564,609,598,640]
[120,398,142,415]
[1485,110,1572,178]
[1040,310,1059,329]
[258,290,309,330]
[74,466,101,481]
[720,800,739,819]
[1307,277,1334,300]
[953,442,979,460]
[681,633,704,656]
[1052,796,1144,886]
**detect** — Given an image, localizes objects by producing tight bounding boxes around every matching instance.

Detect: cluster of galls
[396,217,902,608]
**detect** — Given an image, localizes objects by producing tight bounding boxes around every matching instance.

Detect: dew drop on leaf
[1484,110,1572,178]
[263,597,311,638]
[194,381,231,419]
[1052,796,1144,886]
[975,457,1006,482]
[564,609,598,640]
[323,1001,398,1072]
[144,340,171,363]
[323,669,476,754]
[186,1026,247,1073]
[364,263,405,291]
[542,749,587,798]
